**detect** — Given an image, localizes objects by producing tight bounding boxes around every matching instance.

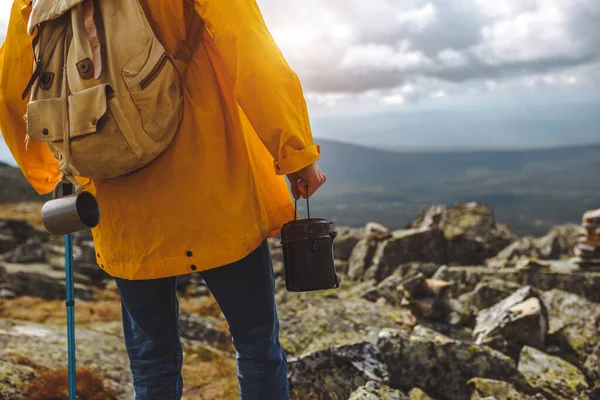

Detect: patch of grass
[181,353,239,400]
[21,367,118,400]
[0,296,122,324]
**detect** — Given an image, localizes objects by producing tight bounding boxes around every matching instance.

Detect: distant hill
[310,140,600,236]
[1,142,598,236]
[0,162,42,203]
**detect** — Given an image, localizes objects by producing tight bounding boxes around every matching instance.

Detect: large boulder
[334,226,366,261]
[348,238,382,281]
[3,239,46,264]
[278,290,405,357]
[288,342,389,400]
[488,237,542,268]
[536,224,583,259]
[458,279,523,312]
[0,262,94,300]
[368,229,448,282]
[0,219,47,254]
[377,325,520,400]
[473,286,548,359]
[583,341,600,382]
[410,203,516,259]
[518,346,589,400]
[468,378,545,400]
[349,381,408,400]
[489,225,585,268]
[540,289,600,364]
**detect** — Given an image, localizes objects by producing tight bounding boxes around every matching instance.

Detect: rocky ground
[0,202,599,399]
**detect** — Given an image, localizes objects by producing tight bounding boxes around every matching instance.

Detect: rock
[334,227,365,261]
[335,259,350,275]
[445,265,600,303]
[3,239,46,263]
[410,203,516,258]
[431,265,449,281]
[0,219,47,254]
[0,287,16,299]
[349,381,408,400]
[458,279,523,312]
[0,319,133,399]
[279,291,405,357]
[0,262,94,300]
[395,263,441,281]
[468,378,545,400]
[583,342,600,382]
[540,289,600,364]
[537,224,583,259]
[0,354,37,399]
[377,325,520,400]
[398,275,453,321]
[288,342,389,400]
[408,388,436,399]
[366,223,390,236]
[489,236,542,266]
[518,346,588,400]
[179,312,231,350]
[348,239,382,281]
[473,286,548,359]
[361,274,405,306]
[447,235,487,266]
[365,229,448,282]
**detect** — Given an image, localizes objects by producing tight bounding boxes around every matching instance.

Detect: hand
[286,162,327,200]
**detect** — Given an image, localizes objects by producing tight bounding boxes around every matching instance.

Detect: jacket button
[186,251,193,257]
[42,128,49,136]
[190,265,197,271]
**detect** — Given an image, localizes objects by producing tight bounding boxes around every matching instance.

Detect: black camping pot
[280,196,341,292]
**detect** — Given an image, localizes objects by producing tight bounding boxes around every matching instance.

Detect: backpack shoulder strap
[175,1,205,63]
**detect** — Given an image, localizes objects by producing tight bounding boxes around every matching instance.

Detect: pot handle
[293,186,318,250]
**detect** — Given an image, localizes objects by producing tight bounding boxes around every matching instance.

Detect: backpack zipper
[139,52,169,90]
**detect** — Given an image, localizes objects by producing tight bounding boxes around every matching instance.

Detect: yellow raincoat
[0,0,320,279]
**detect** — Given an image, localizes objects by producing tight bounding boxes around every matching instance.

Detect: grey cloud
[259,0,600,94]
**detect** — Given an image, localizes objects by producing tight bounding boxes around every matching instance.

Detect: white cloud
[339,41,432,72]
[396,3,439,32]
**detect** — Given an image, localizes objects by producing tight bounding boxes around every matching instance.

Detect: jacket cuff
[273,144,320,175]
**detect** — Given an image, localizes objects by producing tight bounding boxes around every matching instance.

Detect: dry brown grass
[181,353,239,400]
[21,367,118,400]
[0,296,123,324]
[0,291,226,326]
[0,202,45,229]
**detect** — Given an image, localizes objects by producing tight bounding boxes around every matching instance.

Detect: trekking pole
[65,231,77,400]
[41,180,101,400]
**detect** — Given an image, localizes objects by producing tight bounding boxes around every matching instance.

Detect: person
[0,0,326,399]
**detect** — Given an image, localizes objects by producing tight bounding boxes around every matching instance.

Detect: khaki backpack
[22,0,203,191]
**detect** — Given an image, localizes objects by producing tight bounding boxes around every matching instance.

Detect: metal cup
[41,182,100,235]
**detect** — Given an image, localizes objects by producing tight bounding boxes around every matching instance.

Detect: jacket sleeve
[193,0,320,175]
[0,0,60,195]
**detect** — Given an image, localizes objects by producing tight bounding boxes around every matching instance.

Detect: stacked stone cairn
[573,208,600,271]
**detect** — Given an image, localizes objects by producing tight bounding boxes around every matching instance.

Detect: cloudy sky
[257,0,600,112]
[0,0,599,160]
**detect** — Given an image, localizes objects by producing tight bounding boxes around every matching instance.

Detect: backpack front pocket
[26,84,143,179]
[122,37,183,143]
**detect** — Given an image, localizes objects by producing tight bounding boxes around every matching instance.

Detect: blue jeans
[115,241,289,399]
